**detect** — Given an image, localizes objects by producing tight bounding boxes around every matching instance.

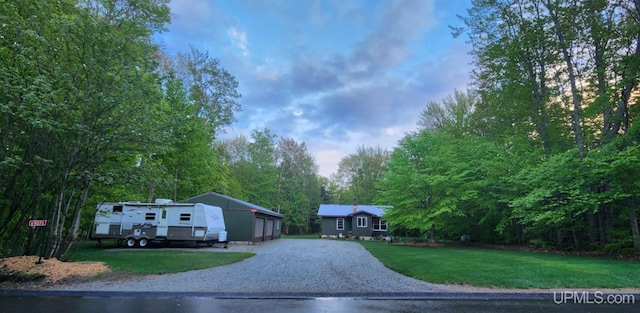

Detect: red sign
[28,220,47,227]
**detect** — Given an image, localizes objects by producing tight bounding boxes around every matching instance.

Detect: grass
[359,240,640,289]
[66,241,254,276]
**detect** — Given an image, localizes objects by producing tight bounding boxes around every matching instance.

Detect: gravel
[46,239,454,293]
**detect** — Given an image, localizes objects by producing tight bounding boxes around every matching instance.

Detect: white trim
[356,216,367,228]
[336,218,345,230]
[372,217,387,230]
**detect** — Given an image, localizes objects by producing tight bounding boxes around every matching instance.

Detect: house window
[113,205,123,213]
[372,218,387,230]
[336,218,344,230]
[357,216,367,228]
[145,212,156,220]
[180,213,191,221]
[276,220,280,230]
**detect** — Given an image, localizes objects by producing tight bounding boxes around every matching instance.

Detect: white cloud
[227,27,249,57]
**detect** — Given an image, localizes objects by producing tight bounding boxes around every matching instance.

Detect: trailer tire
[138,238,149,248]
[126,238,136,248]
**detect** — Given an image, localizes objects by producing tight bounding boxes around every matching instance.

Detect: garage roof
[186,192,283,218]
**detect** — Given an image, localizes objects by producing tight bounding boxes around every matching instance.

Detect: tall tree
[175,47,242,137]
[331,146,390,205]
[0,0,171,257]
[418,88,478,137]
[455,0,640,250]
[275,138,320,234]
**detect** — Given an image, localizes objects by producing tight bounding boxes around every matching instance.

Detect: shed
[186,192,283,243]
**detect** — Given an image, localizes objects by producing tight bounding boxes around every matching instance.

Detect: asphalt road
[1,290,638,313]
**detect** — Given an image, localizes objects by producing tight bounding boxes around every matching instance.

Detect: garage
[186,192,283,243]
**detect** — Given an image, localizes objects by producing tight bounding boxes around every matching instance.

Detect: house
[186,192,283,243]
[317,204,389,239]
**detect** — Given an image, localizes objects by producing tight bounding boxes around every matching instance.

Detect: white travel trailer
[91,199,228,248]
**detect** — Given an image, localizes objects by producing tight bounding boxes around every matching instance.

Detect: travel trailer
[91,199,228,248]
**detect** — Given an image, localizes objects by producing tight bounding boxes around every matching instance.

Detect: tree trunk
[173,170,179,202]
[430,224,436,244]
[629,208,640,251]
[586,209,598,244]
[544,0,585,160]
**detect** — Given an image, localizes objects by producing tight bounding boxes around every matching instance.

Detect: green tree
[0,0,170,257]
[331,146,390,205]
[454,0,640,250]
[275,138,320,234]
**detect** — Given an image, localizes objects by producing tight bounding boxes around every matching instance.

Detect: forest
[1,0,639,258]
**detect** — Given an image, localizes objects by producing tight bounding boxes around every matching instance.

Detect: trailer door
[156,209,168,237]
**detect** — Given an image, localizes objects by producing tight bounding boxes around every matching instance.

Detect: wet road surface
[1,290,638,313]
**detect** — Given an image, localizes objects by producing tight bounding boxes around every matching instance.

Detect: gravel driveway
[47,239,454,293]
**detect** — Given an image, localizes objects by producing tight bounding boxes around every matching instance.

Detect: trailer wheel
[138,238,149,248]
[126,238,136,248]
[95,240,102,248]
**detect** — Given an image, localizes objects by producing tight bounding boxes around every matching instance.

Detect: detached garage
[186,192,283,243]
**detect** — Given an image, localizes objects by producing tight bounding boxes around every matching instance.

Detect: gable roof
[186,192,283,218]
[317,204,389,217]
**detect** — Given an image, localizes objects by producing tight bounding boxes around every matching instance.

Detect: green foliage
[0,0,173,258]
[331,145,390,204]
[219,130,323,234]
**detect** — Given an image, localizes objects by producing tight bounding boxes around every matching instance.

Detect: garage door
[266,219,274,240]
[254,218,265,241]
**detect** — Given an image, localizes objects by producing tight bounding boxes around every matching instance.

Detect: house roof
[186,192,283,218]
[317,204,388,217]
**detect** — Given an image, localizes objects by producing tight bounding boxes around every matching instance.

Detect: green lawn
[67,241,254,276]
[359,241,640,289]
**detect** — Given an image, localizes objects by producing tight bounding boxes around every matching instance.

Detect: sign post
[28,220,48,264]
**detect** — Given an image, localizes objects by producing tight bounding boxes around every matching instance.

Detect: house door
[156,209,168,237]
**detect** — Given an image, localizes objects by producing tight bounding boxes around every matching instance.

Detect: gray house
[317,204,389,239]
[186,192,283,243]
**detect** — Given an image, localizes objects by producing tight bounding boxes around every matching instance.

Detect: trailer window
[113,205,123,213]
[161,210,167,219]
[180,213,191,221]
[145,212,156,220]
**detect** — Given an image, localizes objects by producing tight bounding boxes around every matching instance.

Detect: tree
[331,146,390,205]
[275,138,320,234]
[174,47,242,137]
[0,0,171,258]
[454,0,640,250]
[418,88,478,137]
[220,131,322,234]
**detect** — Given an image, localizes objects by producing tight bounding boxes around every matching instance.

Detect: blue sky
[156,0,473,177]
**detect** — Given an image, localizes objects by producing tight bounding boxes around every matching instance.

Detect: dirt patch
[0,255,110,288]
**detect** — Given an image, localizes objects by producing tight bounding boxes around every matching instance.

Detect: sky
[155,0,474,178]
